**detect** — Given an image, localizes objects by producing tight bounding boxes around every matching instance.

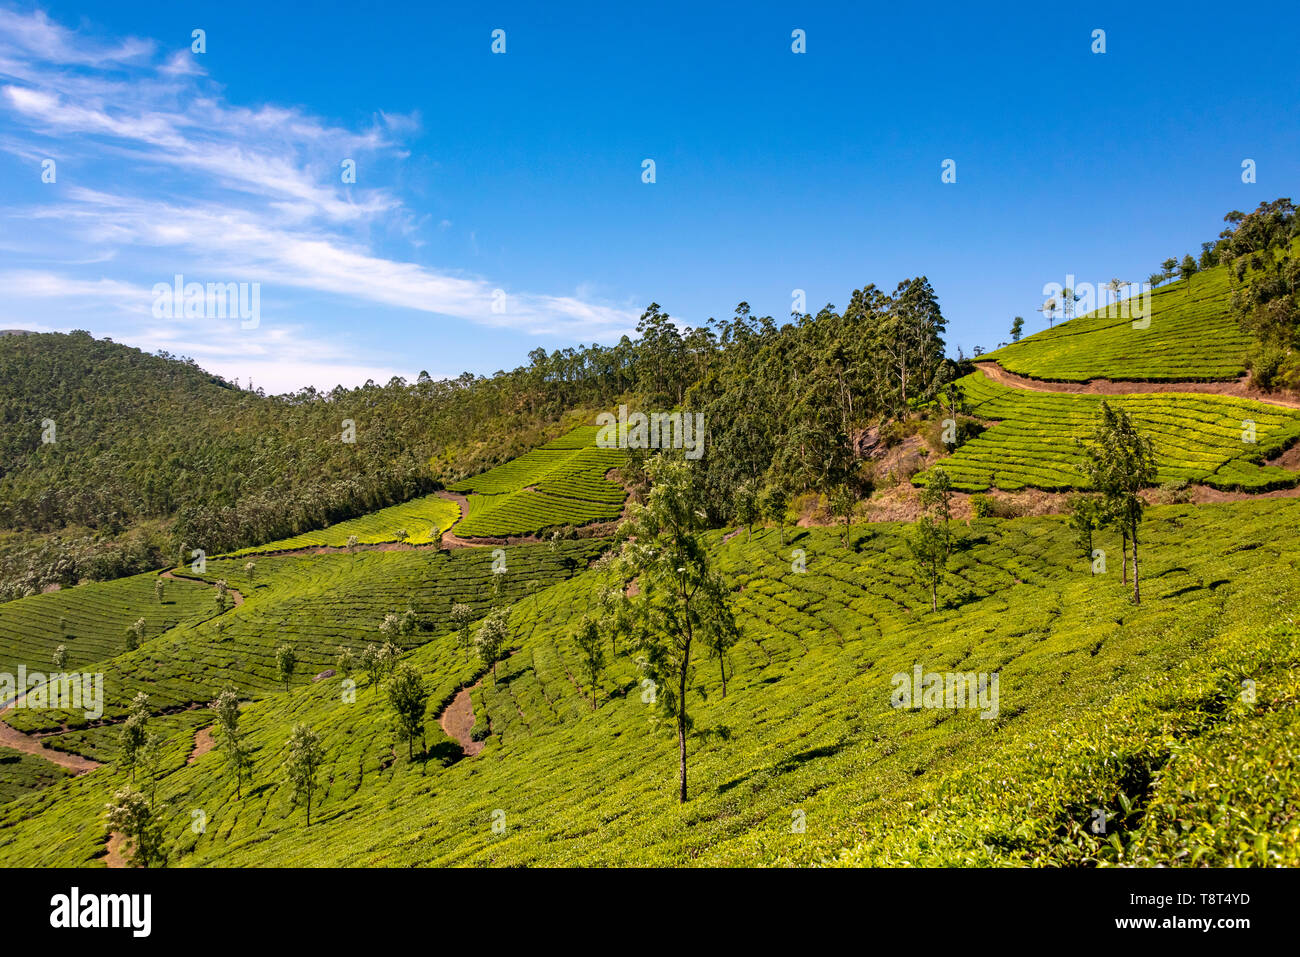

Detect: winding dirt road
[975,361,1300,410]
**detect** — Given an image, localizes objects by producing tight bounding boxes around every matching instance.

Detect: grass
[918,370,1300,491]
[451,425,626,537]
[1,497,1297,866]
[984,261,1252,382]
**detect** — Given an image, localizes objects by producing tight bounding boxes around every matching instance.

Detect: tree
[827,483,856,547]
[758,484,789,545]
[244,561,256,582]
[346,534,359,551]
[275,644,296,692]
[1180,254,1198,294]
[119,692,151,784]
[105,787,166,868]
[1161,257,1178,282]
[335,645,355,677]
[209,685,252,798]
[52,644,68,671]
[1038,296,1059,328]
[1104,279,1131,314]
[909,514,946,612]
[734,481,759,540]
[450,603,475,667]
[124,617,145,651]
[154,577,165,603]
[1078,402,1157,604]
[573,617,605,710]
[614,455,739,803]
[284,723,324,825]
[475,608,510,680]
[919,468,955,556]
[1065,493,1105,573]
[1010,316,1024,342]
[385,663,430,761]
[360,643,382,688]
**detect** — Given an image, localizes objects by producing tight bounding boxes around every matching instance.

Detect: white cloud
[0,7,638,388]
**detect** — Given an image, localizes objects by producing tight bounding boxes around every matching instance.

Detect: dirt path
[438,683,484,757]
[161,569,245,606]
[104,832,127,868]
[0,707,101,773]
[975,361,1300,410]
[187,725,216,764]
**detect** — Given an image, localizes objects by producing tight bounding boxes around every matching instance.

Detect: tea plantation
[230,493,461,555]
[1,498,1297,866]
[450,425,627,537]
[920,370,1300,491]
[983,261,1252,381]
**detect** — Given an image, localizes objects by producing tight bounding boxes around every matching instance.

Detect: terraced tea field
[3,498,1297,867]
[451,425,627,537]
[0,539,603,740]
[923,370,1300,491]
[0,748,70,803]
[231,493,461,555]
[984,262,1252,382]
[0,573,220,680]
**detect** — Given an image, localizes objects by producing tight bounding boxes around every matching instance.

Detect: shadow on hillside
[717,740,848,794]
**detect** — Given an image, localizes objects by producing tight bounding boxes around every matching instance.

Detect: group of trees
[4,276,952,599]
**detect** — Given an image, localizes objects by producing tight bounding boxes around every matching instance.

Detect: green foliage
[614,455,739,802]
[475,608,510,680]
[284,723,324,825]
[104,786,166,867]
[385,664,430,761]
[572,617,605,710]
[920,371,1300,492]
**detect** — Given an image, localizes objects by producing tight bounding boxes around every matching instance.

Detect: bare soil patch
[438,684,484,757]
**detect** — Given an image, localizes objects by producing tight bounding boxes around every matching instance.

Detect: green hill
[918,370,1300,492]
[0,500,1296,866]
[984,262,1251,382]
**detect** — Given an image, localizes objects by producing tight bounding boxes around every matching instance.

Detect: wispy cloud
[0,6,637,388]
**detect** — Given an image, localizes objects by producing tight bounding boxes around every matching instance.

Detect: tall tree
[275,644,296,692]
[284,723,324,825]
[475,607,510,680]
[1078,402,1157,604]
[209,685,253,798]
[1010,316,1024,342]
[614,455,739,803]
[385,663,430,761]
[909,514,946,612]
[105,787,166,868]
[450,603,475,667]
[573,616,606,710]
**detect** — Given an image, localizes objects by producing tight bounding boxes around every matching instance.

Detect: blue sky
[1,1,1297,393]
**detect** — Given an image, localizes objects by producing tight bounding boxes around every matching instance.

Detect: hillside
[0,500,1296,866]
[983,261,1251,382]
[2,204,1298,871]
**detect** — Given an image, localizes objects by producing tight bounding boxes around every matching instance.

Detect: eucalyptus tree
[1079,402,1157,604]
[612,455,739,803]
